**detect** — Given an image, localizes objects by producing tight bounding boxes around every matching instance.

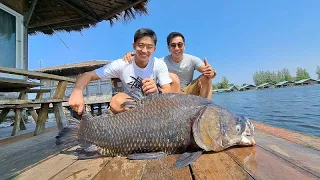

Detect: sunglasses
[170,42,184,48]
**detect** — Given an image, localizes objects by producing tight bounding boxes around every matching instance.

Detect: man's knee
[197,75,212,87]
[169,73,180,85]
[169,73,181,93]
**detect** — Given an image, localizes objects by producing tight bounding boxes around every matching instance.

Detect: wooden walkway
[1,122,320,180]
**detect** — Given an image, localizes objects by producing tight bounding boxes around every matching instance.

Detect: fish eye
[236,124,241,132]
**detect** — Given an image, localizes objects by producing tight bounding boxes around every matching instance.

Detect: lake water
[211,84,320,137]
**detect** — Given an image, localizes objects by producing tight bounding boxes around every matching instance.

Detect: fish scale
[77,94,209,156]
[57,93,255,168]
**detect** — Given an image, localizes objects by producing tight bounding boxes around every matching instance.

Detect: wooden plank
[141,155,192,180]
[34,103,49,136]
[26,88,51,93]
[0,66,76,83]
[19,115,27,130]
[0,99,67,105]
[92,157,147,180]
[190,153,252,180]
[253,120,320,151]
[0,99,33,105]
[0,108,10,123]
[24,0,39,27]
[53,81,68,99]
[0,77,43,92]
[50,157,112,180]
[225,146,319,180]
[28,107,38,122]
[15,147,78,180]
[255,131,320,177]
[11,108,22,136]
[53,102,68,131]
[0,130,68,180]
[0,126,57,146]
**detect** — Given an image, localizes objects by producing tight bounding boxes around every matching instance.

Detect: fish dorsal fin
[192,106,222,152]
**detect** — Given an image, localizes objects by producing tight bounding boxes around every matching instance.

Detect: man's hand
[123,52,135,63]
[201,58,217,79]
[68,88,85,115]
[142,78,158,95]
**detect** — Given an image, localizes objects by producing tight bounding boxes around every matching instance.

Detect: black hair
[166,32,185,45]
[134,28,157,45]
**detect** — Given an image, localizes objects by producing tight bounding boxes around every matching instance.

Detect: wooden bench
[0,88,69,136]
[0,66,76,136]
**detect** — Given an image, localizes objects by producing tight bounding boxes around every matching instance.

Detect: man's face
[133,36,156,63]
[168,36,185,60]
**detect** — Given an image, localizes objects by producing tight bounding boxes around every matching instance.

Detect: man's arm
[69,71,100,114]
[159,84,171,93]
[156,60,173,93]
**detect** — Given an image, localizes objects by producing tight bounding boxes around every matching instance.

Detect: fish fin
[55,120,80,146]
[78,152,102,160]
[174,150,203,169]
[127,152,167,160]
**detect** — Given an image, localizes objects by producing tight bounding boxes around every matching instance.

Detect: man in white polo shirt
[68,28,172,114]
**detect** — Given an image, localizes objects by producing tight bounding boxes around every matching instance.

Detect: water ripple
[212,85,320,137]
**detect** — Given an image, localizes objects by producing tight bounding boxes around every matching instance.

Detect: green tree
[296,67,310,81]
[282,68,294,82]
[253,70,278,85]
[212,83,218,90]
[218,76,229,89]
[316,65,320,79]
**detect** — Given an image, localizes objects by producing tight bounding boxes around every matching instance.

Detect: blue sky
[28,0,320,85]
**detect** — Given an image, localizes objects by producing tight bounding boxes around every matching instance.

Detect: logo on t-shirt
[128,76,143,91]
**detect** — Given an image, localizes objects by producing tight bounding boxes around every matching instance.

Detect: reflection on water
[212,85,320,137]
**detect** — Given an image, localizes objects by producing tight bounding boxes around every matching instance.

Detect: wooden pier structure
[1,120,319,180]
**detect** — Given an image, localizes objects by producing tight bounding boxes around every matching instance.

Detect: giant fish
[56,93,255,168]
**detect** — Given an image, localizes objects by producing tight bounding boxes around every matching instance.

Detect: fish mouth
[239,135,255,146]
[239,119,255,146]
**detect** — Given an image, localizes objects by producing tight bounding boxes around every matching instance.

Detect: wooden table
[0,77,43,92]
[0,66,76,136]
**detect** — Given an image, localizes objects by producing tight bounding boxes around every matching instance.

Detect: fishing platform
[1,121,319,180]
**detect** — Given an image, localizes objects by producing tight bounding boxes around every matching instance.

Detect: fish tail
[55,120,80,146]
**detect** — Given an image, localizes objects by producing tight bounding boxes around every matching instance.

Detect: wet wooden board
[0,131,67,180]
[190,153,252,180]
[141,155,192,180]
[255,131,320,177]
[253,121,320,151]
[92,157,147,180]
[15,147,79,180]
[50,157,112,180]
[0,66,76,82]
[225,146,319,180]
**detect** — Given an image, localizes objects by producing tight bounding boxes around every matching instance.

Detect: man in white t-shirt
[68,28,172,114]
[123,32,216,100]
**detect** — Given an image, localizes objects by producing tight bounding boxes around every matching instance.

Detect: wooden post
[12,109,22,136]
[28,107,38,122]
[0,109,10,123]
[53,81,67,99]
[53,102,68,131]
[52,81,68,130]
[34,103,49,136]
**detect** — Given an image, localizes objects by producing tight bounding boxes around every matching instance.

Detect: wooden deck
[1,121,319,180]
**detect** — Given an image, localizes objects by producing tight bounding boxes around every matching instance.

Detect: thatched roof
[27,0,149,35]
[34,60,110,76]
